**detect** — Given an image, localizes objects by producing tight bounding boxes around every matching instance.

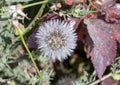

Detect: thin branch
[89,70,120,85]
[20,35,43,83]
[22,0,48,9]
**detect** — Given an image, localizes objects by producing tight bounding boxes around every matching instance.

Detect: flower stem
[20,35,42,83]
[26,3,46,31]
[22,0,48,9]
[89,70,120,85]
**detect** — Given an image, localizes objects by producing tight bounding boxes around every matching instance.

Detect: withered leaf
[84,18,117,78]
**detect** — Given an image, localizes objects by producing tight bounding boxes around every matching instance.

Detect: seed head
[36,19,77,61]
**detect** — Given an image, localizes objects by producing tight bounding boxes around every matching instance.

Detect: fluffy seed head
[36,19,77,61]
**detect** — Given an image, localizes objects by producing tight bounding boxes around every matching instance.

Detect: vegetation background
[0,0,120,85]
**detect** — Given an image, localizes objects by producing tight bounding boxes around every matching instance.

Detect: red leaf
[66,17,81,30]
[64,0,86,6]
[111,24,120,43]
[102,1,120,23]
[77,28,86,41]
[41,12,62,24]
[84,34,94,58]
[65,0,74,6]
[91,46,110,78]
[66,17,86,41]
[101,77,120,85]
[84,18,117,78]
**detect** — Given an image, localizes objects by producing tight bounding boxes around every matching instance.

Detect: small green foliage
[0,0,53,85]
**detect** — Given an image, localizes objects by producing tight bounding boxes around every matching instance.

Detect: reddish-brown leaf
[66,17,81,30]
[77,28,86,41]
[91,46,110,78]
[84,18,117,78]
[64,0,86,6]
[41,12,62,24]
[66,17,86,41]
[84,34,94,58]
[64,0,74,6]
[101,1,120,23]
[101,77,120,85]
[111,24,120,43]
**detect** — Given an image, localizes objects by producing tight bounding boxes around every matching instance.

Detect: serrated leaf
[84,18,117,78]
[91,46,109,78]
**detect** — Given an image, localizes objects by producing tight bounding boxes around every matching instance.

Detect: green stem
[20,35,42,83]
[89,70,120,85]
[22,0,48,9]
[26,3,46,31]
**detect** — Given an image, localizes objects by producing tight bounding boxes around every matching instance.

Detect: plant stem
[22,0,48,9]
[20,35,42,83]
[26,3,46,31]
[89,70,120,85]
